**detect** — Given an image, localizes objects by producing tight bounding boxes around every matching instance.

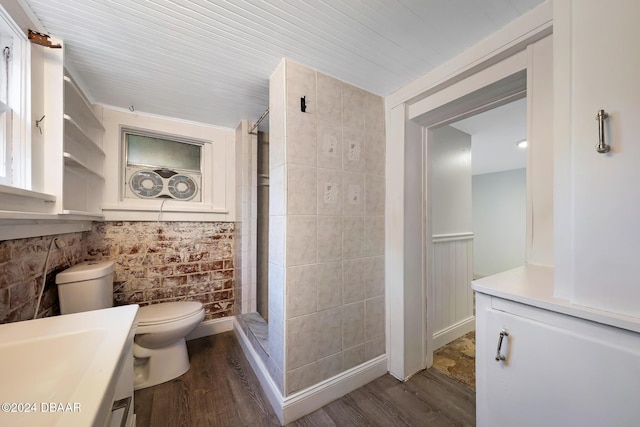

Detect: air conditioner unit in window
[124,166,201,202]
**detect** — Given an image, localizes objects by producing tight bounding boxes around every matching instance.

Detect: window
[0,4,28,188]
[125,131,202,172]
[122,128,204,202]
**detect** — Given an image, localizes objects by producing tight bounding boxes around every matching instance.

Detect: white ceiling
[22,0,543,129]
[451,97,527,175]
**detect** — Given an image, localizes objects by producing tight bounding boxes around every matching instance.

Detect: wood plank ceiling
[23,0,543,129]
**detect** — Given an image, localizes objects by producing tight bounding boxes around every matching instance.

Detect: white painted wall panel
[526,34,554,268]
[430,121,473,349]
[431,237,474,347]
[430,126,472,235]
[568,0,640,318]
[473,169,526,278]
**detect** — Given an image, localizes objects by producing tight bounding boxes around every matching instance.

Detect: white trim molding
[433,316,476,350]
[386,0,552,108]
[283,356,387,424]
[233,319,388,425]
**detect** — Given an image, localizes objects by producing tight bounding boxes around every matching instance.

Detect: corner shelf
[61,71,105,216]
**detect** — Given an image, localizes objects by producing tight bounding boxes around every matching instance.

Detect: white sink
[0,305,138,427]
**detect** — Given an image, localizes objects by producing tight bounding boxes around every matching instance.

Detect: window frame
[123,127,204,173]
[0,4,29,189]
[119,125,213,207]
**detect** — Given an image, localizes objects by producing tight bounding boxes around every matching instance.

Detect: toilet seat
[138,302,203,326]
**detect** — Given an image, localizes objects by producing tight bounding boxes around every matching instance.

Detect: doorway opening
[428,97,527,389]
[406,68,529,387]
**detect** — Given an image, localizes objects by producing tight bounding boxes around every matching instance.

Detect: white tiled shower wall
[270,60,385,395]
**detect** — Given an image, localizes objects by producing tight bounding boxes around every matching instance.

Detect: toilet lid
[138,302,203,325]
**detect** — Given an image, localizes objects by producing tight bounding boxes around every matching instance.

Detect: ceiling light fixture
[517,139,527,149]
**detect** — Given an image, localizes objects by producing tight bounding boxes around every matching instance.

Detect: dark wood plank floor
[135,332,475,426]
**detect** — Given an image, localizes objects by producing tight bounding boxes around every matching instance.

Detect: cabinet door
[570,0,640,316]
[476,300,640,426]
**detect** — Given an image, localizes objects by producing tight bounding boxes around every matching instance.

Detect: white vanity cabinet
[104,335,135,427]
[474,267,640,427]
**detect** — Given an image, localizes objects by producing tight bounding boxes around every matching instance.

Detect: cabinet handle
[596,109,611,153]
[495,329,509,362]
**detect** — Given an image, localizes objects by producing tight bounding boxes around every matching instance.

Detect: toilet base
[134,337,190,390]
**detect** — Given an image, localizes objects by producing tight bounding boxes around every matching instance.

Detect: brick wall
[88,221,236,320]
[0,232,88,323]
[0,221,236,324]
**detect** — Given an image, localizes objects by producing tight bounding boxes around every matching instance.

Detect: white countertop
[471,265,640,334]
[0,305,138,427]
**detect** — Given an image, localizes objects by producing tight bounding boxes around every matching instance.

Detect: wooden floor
[135,332,475,426]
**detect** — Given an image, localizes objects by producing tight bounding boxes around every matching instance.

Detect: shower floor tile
[241,312,269,354]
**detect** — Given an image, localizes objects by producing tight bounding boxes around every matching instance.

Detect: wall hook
[35,115,45,134]
[301,96,307,113]
[129,105,135,112]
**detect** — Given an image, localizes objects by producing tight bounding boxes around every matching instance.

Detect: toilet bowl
[55,260,205,390]
[133,301,204,390]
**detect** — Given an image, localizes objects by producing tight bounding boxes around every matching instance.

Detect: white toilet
[56,260,205,390]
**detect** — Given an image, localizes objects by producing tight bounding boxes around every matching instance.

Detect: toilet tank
[56,260,115,314]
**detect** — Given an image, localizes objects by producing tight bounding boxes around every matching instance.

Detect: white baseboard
[433,316,475,350]
[282,355,387,424]
[186,316,234,341]
[233,318,388,425]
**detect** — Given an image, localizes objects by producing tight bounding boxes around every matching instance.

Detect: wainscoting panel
[432,233,475,350]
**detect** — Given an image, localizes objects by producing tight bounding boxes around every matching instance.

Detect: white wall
[431,126,472,235]
[430,125,475,349]
[473,168,526,277]
[526,34,554,268]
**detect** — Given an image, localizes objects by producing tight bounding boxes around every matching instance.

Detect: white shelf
[35,54,106,220]
[63,152,105,180]
[0,211,58,220]
[64,114,105,155]
[0,184,56,201]
[63,74,104,132]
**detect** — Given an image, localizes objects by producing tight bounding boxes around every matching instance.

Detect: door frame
[420,72,527,367]
[384,2,553,380]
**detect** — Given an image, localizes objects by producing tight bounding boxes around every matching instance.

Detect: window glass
[126,132,201,172]
[0,12,19,186]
